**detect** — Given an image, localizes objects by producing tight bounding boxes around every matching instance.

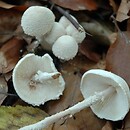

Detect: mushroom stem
[19,87,115,130]
[32,71,61,83]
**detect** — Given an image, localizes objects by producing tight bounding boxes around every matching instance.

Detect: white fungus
[59,15,78,28]
[66,24,86,43]
[13,53,65,106]
[21,6,55,37]
[52,35,78,61]
[19,69,130,130]
[40,22,66,50]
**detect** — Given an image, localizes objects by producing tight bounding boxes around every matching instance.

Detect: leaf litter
[0,0,129,130]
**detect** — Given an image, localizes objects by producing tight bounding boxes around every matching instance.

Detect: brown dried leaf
[0,76,8,105]
[68,55,106,73]
[109,0,118,12]
[122,111,130,130]
[0,8,22,44]
[43,61,106,130]
[79,36,107,63]
[0,1,27,11]
[106,31,130,85]
[79,41,101,62]
[116,0,130,22]
[102,121,113,130]
[0,1,15,9]
[0,37,26,73]
[52,0,98,11]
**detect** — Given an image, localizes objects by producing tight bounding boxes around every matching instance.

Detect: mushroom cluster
[21,6,86,61]
[12,53,65,106]
[19,69,130,130]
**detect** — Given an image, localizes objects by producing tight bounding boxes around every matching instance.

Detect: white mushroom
[12,53,65,106]
[52,35,78,61]
[59,15,86,43]
[39,22,66,50]
[59,15,78,28]
[19,69,130,130]
[66,24,86,43]
[80,69,130,120]
[21,6,55,37]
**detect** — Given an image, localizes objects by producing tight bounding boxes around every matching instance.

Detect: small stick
[0,92,17,97]
[48,1,92,36]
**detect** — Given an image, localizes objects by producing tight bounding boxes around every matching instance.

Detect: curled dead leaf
[0,76,8,105]
[52,0,98,11]
[102,121,113,130]
[109,0,118,12]
[0,105,52,130]
[0,1,15,9]
[116,0,130,22]
[106,31,130,86]
[0,37,26,73]
[123,111,130,130]
[0,8,22,44]
[79,41,101,63]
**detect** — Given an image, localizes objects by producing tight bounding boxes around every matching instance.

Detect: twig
[0,92,17,97]
[48,1,92,36]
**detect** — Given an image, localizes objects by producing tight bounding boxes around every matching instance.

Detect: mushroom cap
[66,24,86,43]
[59,15,78,28]
[52,35,78,61]
[12,53,65,106]
[44,22,66,46]
[80,69,130,121]
[21,6,55,37]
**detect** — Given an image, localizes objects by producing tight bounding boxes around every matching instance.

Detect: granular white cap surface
[21,6,55,37]
[52,35,78,61]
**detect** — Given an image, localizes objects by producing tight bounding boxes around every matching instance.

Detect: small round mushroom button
[21,6,55,37]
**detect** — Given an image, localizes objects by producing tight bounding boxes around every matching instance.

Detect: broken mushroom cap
[80,69,130,121]
[21,6,55,37]
[66,24,86,43]
[40,22,66,50]
[52,35,78,61]
[12,53,65,106]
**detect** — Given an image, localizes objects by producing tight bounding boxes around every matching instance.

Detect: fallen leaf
[0,76,8,105]
[109,0,118,12]
[81,21,113,38]
[79,40,101,62]
[3,72,12,81]
[79,36,109,63]
[0,37,26,73]
[43,61,106,130]
[106,31,130,85]
[0,1,15,9]
[102,121,113,130]
[0,8,22,44]
[63,54,106,74]
[108,32,117,44]
[0,1,27,11]
[52,0,98,11]
[116,0,130,22]
[122,111,130,130]
[0,105,52,130]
